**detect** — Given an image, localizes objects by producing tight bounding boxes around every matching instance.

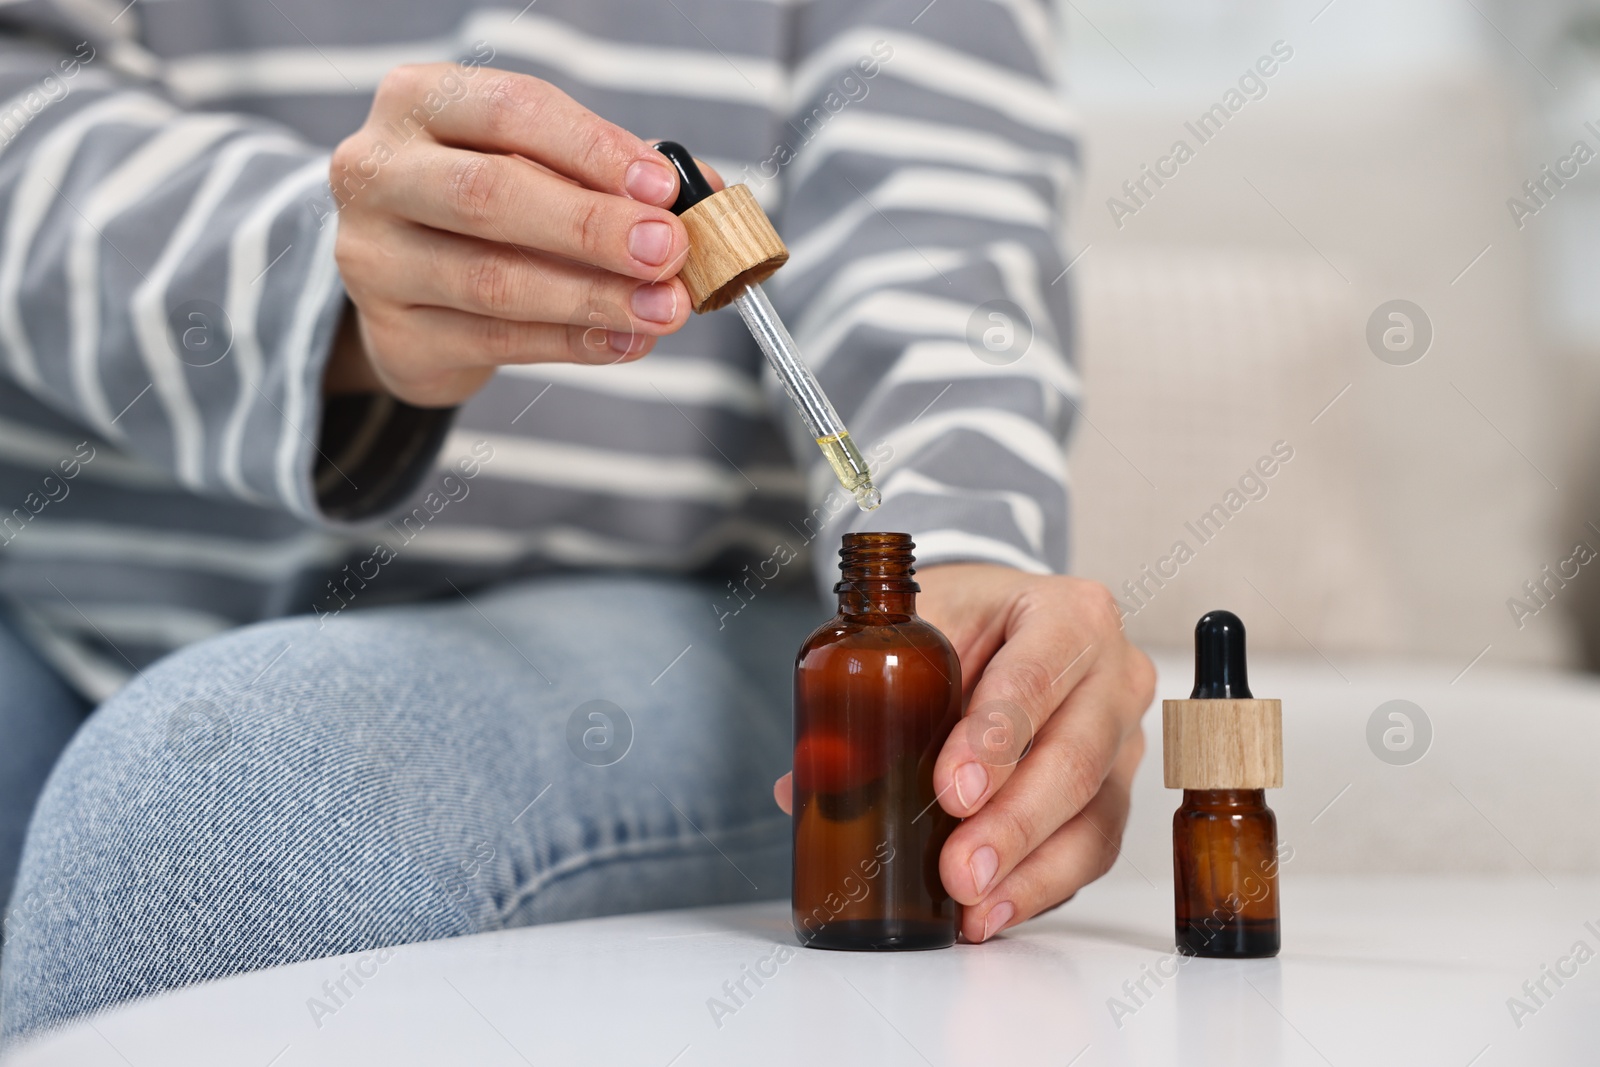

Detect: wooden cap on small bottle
[1163,698,1282,789]
[651,141,788,314]
[678,185,788,313]
[1163,610,1283,789]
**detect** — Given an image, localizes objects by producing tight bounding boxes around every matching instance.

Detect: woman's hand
[915,563,1155,942]
[773,563,1155,943]
[327,64,710,407]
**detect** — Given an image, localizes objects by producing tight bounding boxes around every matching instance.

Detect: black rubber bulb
[1191,610,1251,699]
[651,141,716,216]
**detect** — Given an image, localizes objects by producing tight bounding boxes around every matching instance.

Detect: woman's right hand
[327,63,702,407]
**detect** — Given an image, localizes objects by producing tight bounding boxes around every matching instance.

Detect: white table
[9,874,1598,1066]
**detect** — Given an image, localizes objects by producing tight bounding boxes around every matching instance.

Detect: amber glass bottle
[791,532,961,950]
[1168,611,1281,958]
[1173,789,1280,957]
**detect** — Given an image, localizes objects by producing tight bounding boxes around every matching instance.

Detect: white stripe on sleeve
[219,157,329,501]
[784,111,1073,201]
[497,357,765,415]
[878,467,1046,554]
[131,133,301,488]
[458,430,804,503]
[874,407,1067,484]
[783,169,1053,279]
[790,29,1074,137]
[273,211,344,515]
[69,113,241,437]
[0,93,172,390]
[907,529,1055,574]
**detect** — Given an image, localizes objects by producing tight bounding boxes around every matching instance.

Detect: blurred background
[1057,0,1600,673]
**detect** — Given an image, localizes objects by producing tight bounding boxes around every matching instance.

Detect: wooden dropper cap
[1163,610,1283,789]
[654,141,789,313]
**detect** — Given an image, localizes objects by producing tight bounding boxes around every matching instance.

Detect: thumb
[642,139,726,193]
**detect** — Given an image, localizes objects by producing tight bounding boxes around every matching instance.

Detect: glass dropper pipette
[653,142,881,512]
[730,284,880,511]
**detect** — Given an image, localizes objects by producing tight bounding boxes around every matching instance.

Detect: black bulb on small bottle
[1191,609,1251,699]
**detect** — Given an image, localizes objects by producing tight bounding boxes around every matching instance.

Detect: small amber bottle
[791,532,961,950]
[1164,610,1282,958]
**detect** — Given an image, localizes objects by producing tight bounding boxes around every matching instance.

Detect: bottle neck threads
[835,532,918,614]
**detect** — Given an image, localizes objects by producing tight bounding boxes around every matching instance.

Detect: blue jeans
[0,618,90,911]
[0,574,818,1044]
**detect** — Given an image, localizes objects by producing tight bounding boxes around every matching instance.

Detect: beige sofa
[1062,0,1600,874]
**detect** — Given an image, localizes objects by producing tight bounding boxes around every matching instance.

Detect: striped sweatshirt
[0,0,1080,700]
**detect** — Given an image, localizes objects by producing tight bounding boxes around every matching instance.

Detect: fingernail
[625,159,677,205]
[630,282,677,324]
[953,762,988,811]
[608,329,641,355]
[981,900,1015,942]
[969,845,999,897]
[628,220,674,266]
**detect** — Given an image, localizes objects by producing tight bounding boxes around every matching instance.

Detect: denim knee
[0,615,484,1044]
[1,575,817,1044]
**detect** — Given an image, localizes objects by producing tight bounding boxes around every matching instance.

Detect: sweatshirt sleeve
[764,0,1081,591]
[0,1,452,524]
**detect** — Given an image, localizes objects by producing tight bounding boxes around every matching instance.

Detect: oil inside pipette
[644,144,882,512]
[816,432,881,511]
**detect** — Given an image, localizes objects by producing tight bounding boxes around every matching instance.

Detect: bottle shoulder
[799,613,953,651]
[796,613,959,675]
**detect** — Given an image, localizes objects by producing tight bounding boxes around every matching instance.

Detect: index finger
[387,66,681,206]
[932,612,1104,818]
